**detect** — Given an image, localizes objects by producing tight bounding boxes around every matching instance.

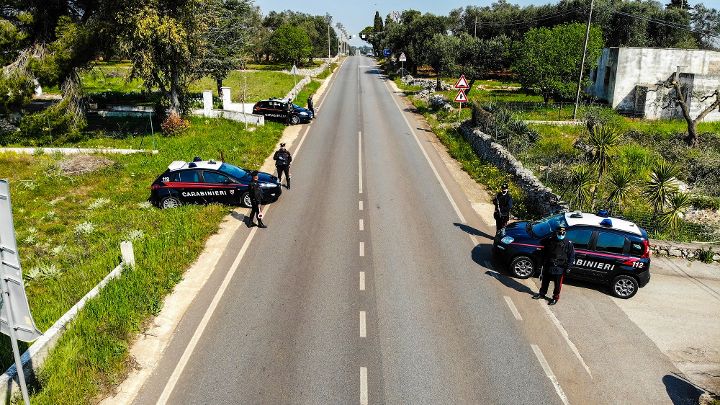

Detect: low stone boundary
[192,108,264,126]
[650,239,720,263]
[0,147,158,155]
[458,122,568,215]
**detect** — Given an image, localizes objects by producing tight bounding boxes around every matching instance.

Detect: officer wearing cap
[273,143,292,189]
[246,171,266,228]
[493,182,513,233]
[533,226,575,305]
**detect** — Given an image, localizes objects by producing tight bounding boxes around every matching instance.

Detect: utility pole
[474,16,478,38]
[573,0,595,120]
[327,17,331,59]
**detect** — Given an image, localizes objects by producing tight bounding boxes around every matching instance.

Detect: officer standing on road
[533,227,575,305]
[493,183,513,233]
[307,94,315,116]
[273,143,292,188]
[246,171,267,228]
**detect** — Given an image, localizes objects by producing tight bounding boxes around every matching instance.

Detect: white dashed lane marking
[531,344,570,405]
[359,272,365,291]
[503,296,523,321]
[360,367,368,405]
[359,242,365,257]
[359,200,363,211]
[359,219,364,231]
[359,311,367,338]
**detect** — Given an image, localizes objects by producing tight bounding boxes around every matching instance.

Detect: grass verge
[0,118,285,404]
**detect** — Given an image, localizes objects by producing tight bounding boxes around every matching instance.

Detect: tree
[425,34,461,90]
[658,71,720,147]
[119,0,211,117]
[269,23,312,66]
[643,161,680,216]
[514,23,603,103]
[658,192,691,232]
[587,124,621,210]
[373,11,383,33]
[569,165,594,211]
[691,4,720,51]
[456,34,510,97]
[607,168,635,213]
[201,0,260,95]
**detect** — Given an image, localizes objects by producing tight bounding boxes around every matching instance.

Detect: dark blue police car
[150,160,281,209]
[252,98,313,125]
[493,211,651,299]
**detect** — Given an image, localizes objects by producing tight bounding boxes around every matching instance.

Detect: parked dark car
[492,211,651,299]
[150,160,281,209]
[252,98,313,125]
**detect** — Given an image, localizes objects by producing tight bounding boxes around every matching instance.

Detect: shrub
[160,113,189,136]
[698,249,714,263]
[689,194,720,211]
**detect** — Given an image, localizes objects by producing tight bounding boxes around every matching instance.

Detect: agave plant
[607,168,635,213]
[643,161,680,215]
[658,192,691,232]
[569,165,595,211]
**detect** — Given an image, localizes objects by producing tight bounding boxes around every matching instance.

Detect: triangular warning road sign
[454,90,468,103]
[454,75,470,89]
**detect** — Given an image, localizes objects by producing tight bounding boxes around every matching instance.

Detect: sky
[256,0,709,47]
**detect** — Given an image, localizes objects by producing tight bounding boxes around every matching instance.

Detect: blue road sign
[383,48,391,57]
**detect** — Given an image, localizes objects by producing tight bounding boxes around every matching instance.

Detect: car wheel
[160,196,181,209]
[241,192,251,208]
[611,275,638,299]
[289,115,300,125]
[509,255,535,279]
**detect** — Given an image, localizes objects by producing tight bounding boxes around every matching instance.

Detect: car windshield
[529,214,568,238]
[292,104,302,109]
[219,163,247,180]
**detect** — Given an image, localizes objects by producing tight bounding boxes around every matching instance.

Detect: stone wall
[458,123,568,216]
[649,239,720,263]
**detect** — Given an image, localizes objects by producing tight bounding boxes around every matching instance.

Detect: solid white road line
[539,301,593,377]
[531,344,570,405]
[359,311,367,337]
[359,242,365,257]
[360,367,369,405]
[383,80,467,225]
[358,131,363,194]
[359,272,365,291]
[359,218,364,231]
[503,296,523,321]
[157,206,270,404]
[359,200,364,211]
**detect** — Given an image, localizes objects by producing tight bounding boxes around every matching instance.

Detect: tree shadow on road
[662,373,705,405]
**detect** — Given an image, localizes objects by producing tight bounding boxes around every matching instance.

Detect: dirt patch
[57,154,114,175]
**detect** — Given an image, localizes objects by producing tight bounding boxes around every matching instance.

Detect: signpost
[0,180,42,405]
[399,52,406,76]
[454,74,470,117]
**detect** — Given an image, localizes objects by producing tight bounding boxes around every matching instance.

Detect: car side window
[628,238,645,256]
[566,228,593,249]
[202,171,230,184]
[595,231,627,254]
[178,170,200,183]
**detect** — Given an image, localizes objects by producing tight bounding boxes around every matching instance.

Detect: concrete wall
[643,73,720,121]
[588,48,619,102]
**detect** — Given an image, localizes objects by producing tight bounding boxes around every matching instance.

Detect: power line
[613,10,720,39]
[470,7,588,27]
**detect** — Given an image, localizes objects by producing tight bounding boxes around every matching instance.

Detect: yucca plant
[569,165,595,211]
[643,160,681,216]
[607,168,635,213]
[658,192,691,232]
[588,124,622,210]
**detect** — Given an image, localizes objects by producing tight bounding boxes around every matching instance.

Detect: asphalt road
[132,56,702,404]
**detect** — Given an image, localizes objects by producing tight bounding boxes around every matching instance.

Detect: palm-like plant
[569,165,594,211]
[658,192,691,232]
[643,161,681,215]
[587,124,621,210]
[607,168,635,213]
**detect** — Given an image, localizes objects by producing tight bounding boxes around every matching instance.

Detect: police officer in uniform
[246,171,267,228]
[493,183,513,233]
[273,143,292,188]
[307,95,315,116]
[533,226,574,305]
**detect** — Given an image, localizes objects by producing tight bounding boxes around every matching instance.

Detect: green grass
[0,118,286,404]
[294,79,321,108]
[246,60,323,71]
[189,70,296,102]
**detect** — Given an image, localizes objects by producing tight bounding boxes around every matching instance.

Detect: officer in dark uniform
[493,183,513,233]
[273,143,292,188]
[246,171,266,228]
[533,226,575,305]
[307,95,315,116]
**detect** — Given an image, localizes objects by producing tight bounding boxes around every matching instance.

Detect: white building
[588,47,720,121]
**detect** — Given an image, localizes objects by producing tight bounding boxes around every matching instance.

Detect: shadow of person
[454,222,495,241]
[662,373,705,405]
[230,211,246,223]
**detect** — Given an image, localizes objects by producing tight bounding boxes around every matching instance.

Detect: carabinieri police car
[252,98,313,125]
[150,159,281,209]
[492,211,651,299]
